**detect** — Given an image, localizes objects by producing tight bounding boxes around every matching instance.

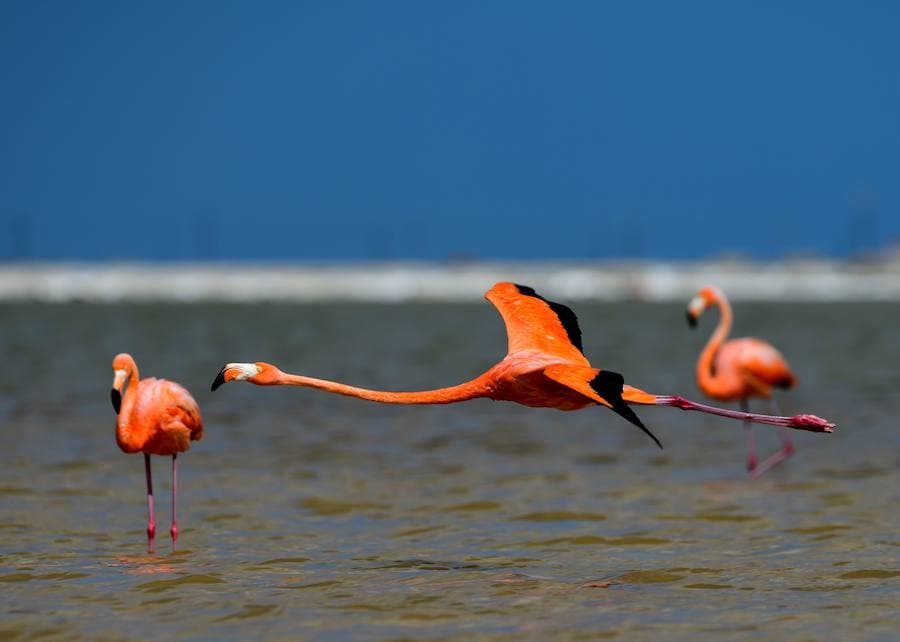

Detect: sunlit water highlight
[1,302,898,640]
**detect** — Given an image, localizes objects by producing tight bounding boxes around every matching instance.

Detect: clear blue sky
[2,1,898,260]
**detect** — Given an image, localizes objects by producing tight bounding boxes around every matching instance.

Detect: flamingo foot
[746,455,758,474]
[787,415,834,433]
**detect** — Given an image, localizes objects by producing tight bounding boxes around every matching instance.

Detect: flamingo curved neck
[122,361,141,403]
[128,364,140,387]
[116,359,143,452]
[276,371,493,405]
[697,294,732,394]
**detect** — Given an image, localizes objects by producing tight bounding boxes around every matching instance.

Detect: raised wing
[542,364,661,448]
[484,282,590,366]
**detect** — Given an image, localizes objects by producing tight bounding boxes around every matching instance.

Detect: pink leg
[170,454,178,546]
[741,399,758,474]
[653,395,834,432]
[144,453,156,552]
[750,426,795,479]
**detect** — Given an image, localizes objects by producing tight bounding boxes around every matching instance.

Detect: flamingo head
[211,362,282,391]
[686,285,723,328]
[110,353,135,413]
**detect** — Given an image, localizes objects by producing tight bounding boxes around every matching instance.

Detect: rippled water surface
[1,301,898,641]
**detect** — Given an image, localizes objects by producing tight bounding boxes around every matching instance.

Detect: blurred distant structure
[6,215,33,260]
[2,258,900,303]
[192,210,219,260]
[844,189,880,259]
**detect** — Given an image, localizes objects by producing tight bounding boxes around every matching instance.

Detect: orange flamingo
[111,353,203,551]
[686,286,799,478]
[211,283,833,446]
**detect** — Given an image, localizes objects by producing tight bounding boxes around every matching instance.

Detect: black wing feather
[514,284,584,353]
[590,370,662,449]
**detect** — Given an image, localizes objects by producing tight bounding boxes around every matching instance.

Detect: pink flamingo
[111,353,203,551]
[687,286,799,478]
[212,283,833,448]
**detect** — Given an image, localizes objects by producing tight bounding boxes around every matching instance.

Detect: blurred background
[2,1,898,267]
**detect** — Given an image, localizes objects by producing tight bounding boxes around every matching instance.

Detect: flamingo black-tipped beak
[111,388,122,414]
[686,295,705,328]
[211,365,228,391]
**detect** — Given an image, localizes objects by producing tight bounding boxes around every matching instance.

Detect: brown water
[1,302,898,641]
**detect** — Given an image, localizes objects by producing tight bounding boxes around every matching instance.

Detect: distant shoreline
[1,260,899,302]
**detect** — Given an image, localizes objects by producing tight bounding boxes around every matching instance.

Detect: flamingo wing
[542,364,661,448]
[161,380,204,442]
[720,338,796,395]
[739,339,796,389]
[485,282,590,365]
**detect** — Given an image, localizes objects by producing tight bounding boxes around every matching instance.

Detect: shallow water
[1,301,898,641]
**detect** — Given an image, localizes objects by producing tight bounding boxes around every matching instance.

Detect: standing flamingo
[211,283,833,445]
[111,353,203,551]
[686,286,798,478]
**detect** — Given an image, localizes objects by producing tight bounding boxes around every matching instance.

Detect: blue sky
[2,1,898,260]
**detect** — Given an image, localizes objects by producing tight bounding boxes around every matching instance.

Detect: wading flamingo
[111,353,203,551]
[686,286,799,478]
[211,283,833,447]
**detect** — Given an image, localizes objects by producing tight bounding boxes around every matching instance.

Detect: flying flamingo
[686,286,800,478]
[111,353,203,551]
[211,282,833,447]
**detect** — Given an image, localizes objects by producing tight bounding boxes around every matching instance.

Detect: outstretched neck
[697,294,732,391]
[276,371,493,405]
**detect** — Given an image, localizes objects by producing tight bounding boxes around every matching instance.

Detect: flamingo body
[212,282,833,451]
[116,377,203,455]
[111,353,202,550]
[701,337,795,402]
